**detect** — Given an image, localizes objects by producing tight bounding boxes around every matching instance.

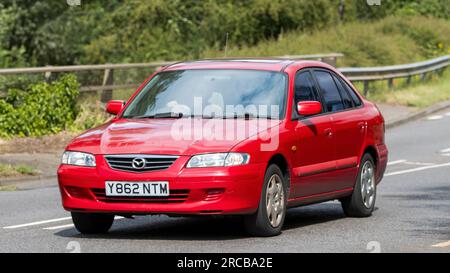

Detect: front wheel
[244,164,287,237]
[71,212,114,234]
[340,153,376,217]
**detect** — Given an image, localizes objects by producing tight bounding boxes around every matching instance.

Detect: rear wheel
[244,164,287,237]
[71,212,114,234]
[341,153,376,217]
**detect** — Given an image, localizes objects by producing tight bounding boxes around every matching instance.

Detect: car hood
[66,118,281,155]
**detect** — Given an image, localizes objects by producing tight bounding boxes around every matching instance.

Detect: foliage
[203,16,450,67]
[0,3,26,67]
[0,74,80,137]
[0,0,448,67]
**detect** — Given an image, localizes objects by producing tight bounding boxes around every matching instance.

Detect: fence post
[100,68,114,103]
[387,78,394,90]
[406,75,412,85]
[44,66,52,82]
[363,81,369,96]
[420,72,427,82]
[321,57,337,67]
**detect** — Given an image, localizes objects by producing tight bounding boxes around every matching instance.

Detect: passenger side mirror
[297,101,322,116]
[106,100,125,115]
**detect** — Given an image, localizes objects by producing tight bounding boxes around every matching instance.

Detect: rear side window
[314,71,344,112]
[332,75,353,109]
[341,79,362,107]
[294,71,319,104]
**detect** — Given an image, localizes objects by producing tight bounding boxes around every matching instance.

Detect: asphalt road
[1,110,450,253]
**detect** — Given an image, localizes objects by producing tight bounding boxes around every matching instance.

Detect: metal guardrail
[339,55,450,95]
[0,53,448,99]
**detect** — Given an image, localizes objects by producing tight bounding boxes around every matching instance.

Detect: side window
[314,71,344,112]
[294,71,319,104]
[332,74,353,109]
[341,79,362,106]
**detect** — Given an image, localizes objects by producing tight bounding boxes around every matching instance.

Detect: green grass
[203,16,450,67]
[0,163,37,177]
[67,101,110,133]
[366,69,450,108]
[0,185,17,191]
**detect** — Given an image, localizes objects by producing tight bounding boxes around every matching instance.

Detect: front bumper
[57,155,264,215]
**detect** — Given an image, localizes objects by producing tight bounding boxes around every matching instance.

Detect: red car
[58,59,388,236]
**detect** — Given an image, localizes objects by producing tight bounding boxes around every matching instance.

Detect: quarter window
[341,79,362,106]
[332,75,353,109]
[314,71,344,112]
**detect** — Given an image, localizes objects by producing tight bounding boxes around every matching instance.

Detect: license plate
[105,181,169,197]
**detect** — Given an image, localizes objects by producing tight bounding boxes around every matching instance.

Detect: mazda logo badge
[131,158,146,169]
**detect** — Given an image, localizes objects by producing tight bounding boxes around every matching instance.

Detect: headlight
[61,151,96,167]
[186,153,250,168]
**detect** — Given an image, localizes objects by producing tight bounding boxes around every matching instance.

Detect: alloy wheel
[361,161,375,209]
[265,174,285,228]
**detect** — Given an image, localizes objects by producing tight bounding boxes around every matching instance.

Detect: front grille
[104,154,178,172]
[91,188,190,203]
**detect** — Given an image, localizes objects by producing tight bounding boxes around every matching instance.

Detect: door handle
[324,128,333,137]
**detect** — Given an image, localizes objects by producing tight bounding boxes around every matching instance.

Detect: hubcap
[266,174,285,228]
[361,161,375,208]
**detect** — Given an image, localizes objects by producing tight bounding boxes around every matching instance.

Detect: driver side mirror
[106,100,125,115]
[297,101,322,116]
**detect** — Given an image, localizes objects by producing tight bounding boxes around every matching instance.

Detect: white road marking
[385,162,450,177]
[440,148,450,153]
[442,153,450,157]
[3,217,71,229]
[387,160,406,166]
[403,161,434,166]
[43,216,124,230]
[432,240,450,248]
[43,224,74,230]
[427,115,443,120]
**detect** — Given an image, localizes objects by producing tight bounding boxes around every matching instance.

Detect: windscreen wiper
[128,112,184,119]
[223,113,275,120]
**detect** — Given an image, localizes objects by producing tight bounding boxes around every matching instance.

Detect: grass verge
[0,163,37,178]
[366,69,450,108]
[0,185,17,192]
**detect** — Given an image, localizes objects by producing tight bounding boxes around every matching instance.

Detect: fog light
[65,186,93,200]
[204,188,225,201]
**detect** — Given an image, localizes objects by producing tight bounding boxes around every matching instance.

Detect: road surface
[1,110,450,253]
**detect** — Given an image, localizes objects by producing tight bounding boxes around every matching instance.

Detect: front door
[290,70,337,197]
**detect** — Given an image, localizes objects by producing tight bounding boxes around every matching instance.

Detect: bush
[0,74,79,138]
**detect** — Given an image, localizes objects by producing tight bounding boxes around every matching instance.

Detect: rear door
[331,74,367,187]
[311,69,361,191]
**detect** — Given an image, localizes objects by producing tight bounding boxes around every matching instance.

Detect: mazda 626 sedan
[58,59,388,236]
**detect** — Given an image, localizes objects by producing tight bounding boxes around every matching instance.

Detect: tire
[341,153,376,217]
[71,212,114,234]
[244,164,287,237]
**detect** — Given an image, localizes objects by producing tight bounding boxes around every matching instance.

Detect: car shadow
[54,202,348,241]
[283,202,346,231]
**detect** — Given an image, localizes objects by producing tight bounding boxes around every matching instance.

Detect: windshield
[122,69,287,119]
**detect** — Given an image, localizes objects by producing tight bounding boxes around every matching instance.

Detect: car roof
[162,59,331,72]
